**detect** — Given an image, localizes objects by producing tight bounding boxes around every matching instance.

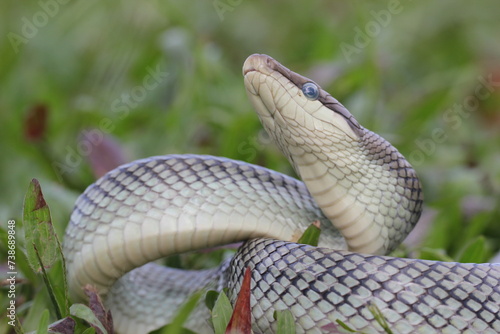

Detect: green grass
[1,0,500,333]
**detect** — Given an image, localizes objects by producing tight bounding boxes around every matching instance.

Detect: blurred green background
[1,0,500,331]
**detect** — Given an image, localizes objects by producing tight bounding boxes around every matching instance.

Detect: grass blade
[12,315,25,334]
[368,303,393,334]
[297,221,321,246]
[335,319,357,332]
[33,243,63,319]
[155,290,204,334]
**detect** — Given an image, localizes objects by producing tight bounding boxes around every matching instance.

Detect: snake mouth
[242,53,274,76]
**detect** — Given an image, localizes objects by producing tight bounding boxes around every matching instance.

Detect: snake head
[243,54,363,139]
[243,54,423,255]
[243,54,368,176]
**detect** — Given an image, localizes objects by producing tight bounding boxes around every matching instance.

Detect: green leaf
[274,310,296,334]
[36,310,50,334]
[417,248,454,262]
[154,290,204,334]
[70,304,108,334]
[297,221,321,246]
[23,179,59,272]
[23,179,69,317]
[205,290,219,311]
[48,260,70,320]
[82,328,97,334]
[150,325,197,334]
[211,290,233,334]
[458,236,487,263]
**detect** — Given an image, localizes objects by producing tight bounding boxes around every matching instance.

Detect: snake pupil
[302,82,320,100]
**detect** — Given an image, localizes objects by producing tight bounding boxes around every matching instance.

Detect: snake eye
[301,82,320,100]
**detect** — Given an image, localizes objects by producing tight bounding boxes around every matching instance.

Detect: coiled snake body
[64,54,500,333]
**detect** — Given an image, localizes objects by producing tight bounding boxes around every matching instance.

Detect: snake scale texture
[64,54,500,334]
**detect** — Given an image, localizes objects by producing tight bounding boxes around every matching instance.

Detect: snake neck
[269,117,422,254]
[262,108,421,254]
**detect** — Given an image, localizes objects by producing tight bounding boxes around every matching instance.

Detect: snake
[63,54,500,334]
